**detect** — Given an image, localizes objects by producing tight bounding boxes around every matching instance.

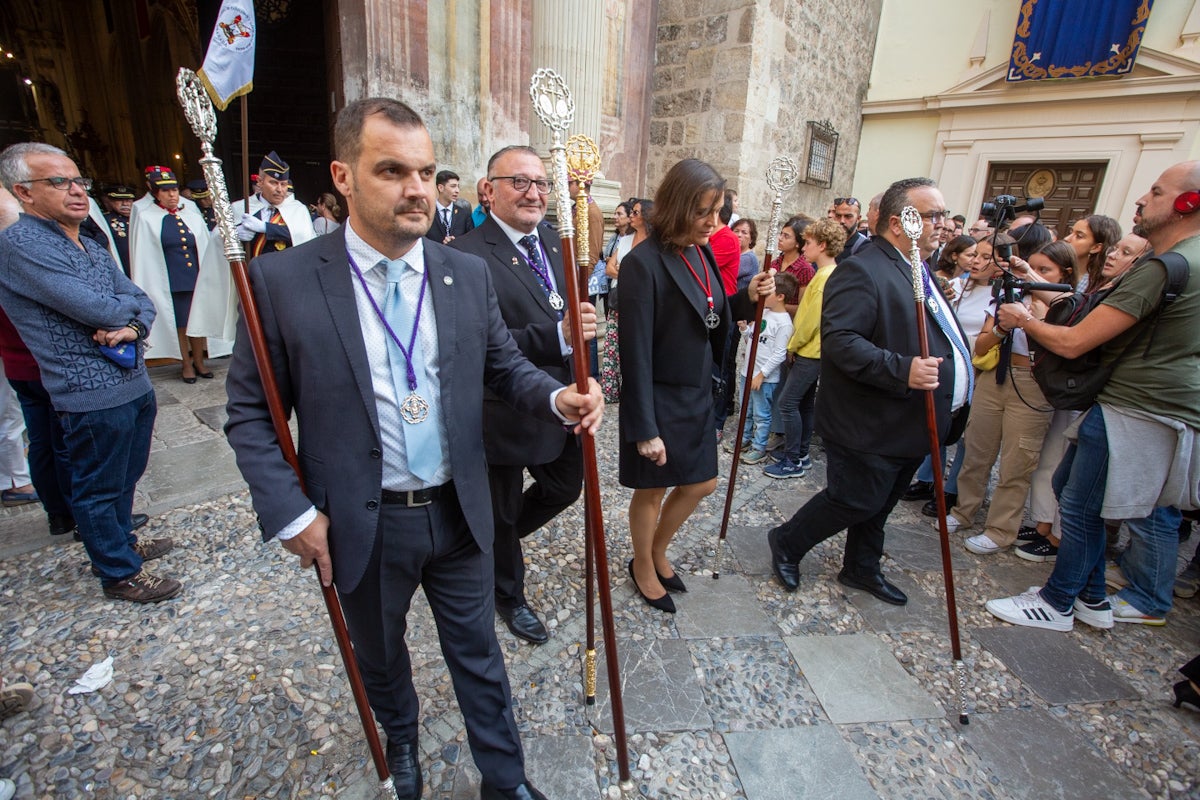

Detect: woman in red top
[771,216,815,314]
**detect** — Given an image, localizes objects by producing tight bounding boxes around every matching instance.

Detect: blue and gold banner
[1008,0,1153,82]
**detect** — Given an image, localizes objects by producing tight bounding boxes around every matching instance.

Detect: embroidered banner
[1008,0,1154,82]
[197,0,256,110]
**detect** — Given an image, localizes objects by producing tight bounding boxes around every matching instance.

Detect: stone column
[529,0,604,153]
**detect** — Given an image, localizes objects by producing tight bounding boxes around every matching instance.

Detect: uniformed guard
[186,179,217,230]
[234,150,315,256]
[101,184,135,275]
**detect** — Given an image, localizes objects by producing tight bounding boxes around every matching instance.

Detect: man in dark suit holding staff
[451,145,596,645]
[224,97,601,800]
[767,177,970,606]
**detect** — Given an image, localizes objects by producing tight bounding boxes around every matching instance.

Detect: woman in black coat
[618,159,773,612]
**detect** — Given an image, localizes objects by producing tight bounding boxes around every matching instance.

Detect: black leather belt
[381,483,450,507]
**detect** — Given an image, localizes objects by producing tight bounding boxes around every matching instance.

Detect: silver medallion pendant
[548,291,565,311]
[400,392,430,424]
[705,310,721,330]
[927,297,940,316]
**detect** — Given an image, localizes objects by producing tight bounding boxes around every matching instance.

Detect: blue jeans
[749,382,777,451]
[915,437,965,495]
[59,390,157,584]
[9,378,72,516]
[778,356,819,462]
[1039,406,1180,616]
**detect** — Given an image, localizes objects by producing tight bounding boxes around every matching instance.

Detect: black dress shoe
[921,494,956,518]
[767,528,799,592]
[498,604,549,644]
[48,513,77,536]
[656,568,688,593]
[627,560,676,613]
[196,370,215,379]
[480,781,549,800]
[132,513,150,531]
[903,480,934,501]
[385,740,422,800]
[837,569,907,606]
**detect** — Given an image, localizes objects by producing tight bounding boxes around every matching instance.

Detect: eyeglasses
[969,225,989,233]
[489,176,553,194]
[919,210,948,224]
[833,197,859,207]
[629,208,641,217]
[22,176,93,191]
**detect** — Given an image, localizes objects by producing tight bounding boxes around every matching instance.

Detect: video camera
[980,194,1045,231]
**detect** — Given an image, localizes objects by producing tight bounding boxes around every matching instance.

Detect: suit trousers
[488,438,583,610]
[336,490,527,788]
[774,439,920,576]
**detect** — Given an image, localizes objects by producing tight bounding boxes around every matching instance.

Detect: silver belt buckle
[406,490,432,507]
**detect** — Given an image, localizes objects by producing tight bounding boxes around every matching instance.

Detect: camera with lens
[980,194,1045,231]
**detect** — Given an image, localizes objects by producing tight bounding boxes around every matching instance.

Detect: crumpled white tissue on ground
[68,656,114,695]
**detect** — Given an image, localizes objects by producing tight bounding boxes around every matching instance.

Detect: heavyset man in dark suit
[451,145,596,644]
[224,97,602,800]
[768,177,971,606]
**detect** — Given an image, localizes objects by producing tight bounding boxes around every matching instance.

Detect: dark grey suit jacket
[816,237,967,458]
[224,227,564,593]
[450,217,571,467]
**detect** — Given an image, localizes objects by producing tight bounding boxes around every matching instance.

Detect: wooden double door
[985,161,1107,239]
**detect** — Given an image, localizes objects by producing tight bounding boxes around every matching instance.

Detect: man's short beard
[1132,222,1147,237]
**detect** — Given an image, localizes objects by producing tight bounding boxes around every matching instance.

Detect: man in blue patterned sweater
[0,143,180,603]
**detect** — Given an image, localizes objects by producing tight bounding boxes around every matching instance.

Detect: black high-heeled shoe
[656,569,688,593]
[628,560,675,613]
[1173,680,1200,710]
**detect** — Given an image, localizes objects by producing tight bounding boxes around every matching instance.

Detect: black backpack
[1030,252,1190,411]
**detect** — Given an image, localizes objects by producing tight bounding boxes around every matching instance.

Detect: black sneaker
[1017,525,1041,542]
[1016,535,1058,563]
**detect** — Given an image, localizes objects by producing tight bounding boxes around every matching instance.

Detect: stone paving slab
[970,626,1139,705]
[762,485,819,520]
[882,523,972,573]
[140,437,245,512]
[590,638,712,734]
[963,709,1141,799]
[193,404,229,433]
[783,633,943,724]
[845,570,941,634]
[980,561,1056,598]
[442,734,597,799]
[726,726,878,800]
[675,572,777,639]
[725,524,828,582]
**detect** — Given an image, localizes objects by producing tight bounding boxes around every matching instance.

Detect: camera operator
[946,241,1075,556]
[985,161,1200,630]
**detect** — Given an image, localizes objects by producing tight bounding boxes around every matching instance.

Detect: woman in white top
[949,240,1076,556]
[311,192,342,235]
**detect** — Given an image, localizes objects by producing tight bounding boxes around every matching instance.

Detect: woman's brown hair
[649,159,726,252]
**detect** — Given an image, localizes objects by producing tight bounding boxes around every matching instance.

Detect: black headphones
[1173,189,1200,214]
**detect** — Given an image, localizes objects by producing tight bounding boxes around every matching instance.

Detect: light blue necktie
[384,258,440,483]
[922,269,974,403]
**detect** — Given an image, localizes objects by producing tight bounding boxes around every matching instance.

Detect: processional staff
[530,68,634,792]
[713,156,797,579]
[175,68,401,799]
[565,133,601,707]
[900,206,970,726]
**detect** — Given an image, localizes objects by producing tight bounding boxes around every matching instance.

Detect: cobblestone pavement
[1,361,1198,799]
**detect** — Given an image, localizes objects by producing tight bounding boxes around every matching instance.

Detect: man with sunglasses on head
[0,143,179,603]
[832,195,869,263]
[451,145,597,645]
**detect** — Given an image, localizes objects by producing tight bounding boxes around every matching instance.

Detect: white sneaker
[964,533,1004,555]
[1110,596,1166,626]
[1073,597,1114,629]
[986,588,1074,631]
[939,515,963,534]
[1105,564,1130,591]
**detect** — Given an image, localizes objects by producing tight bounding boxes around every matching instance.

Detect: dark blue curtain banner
[1008,0,1154,82]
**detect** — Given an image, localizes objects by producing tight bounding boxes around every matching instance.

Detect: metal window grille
[804,120,838,188]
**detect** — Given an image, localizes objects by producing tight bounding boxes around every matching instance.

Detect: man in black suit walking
[451,145,596,644]
[224,98,602,800]
[768,177,971,606]
[427,169,474,243]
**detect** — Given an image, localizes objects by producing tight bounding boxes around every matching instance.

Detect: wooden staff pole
[175,70,399,797]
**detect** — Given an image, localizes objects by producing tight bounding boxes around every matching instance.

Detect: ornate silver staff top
[175,68,243,264]
[900,205,926,303]
[530,68,576,241]
[763,156,798,266]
